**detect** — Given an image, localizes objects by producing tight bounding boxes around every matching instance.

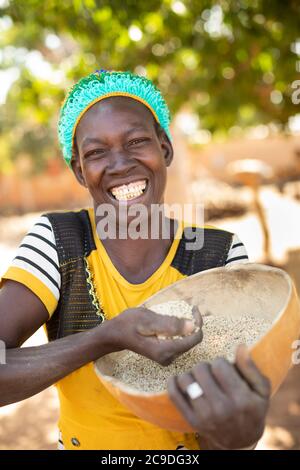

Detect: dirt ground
[260,365,300,450]
[0,388,58,450]
[0,188,299,450]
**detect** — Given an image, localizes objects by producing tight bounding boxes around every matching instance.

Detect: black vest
[43,210,233,341]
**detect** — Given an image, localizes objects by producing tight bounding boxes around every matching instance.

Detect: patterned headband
[58,70,171,166]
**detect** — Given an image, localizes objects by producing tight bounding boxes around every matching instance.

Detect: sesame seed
[111,300,271,393]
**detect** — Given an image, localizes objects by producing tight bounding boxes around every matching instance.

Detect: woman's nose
[106,150,138,176]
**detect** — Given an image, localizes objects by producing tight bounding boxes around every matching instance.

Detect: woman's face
[72,96,173,214]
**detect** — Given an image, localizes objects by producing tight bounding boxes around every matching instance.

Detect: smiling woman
[0,70,269,452]
[72,95,172,213]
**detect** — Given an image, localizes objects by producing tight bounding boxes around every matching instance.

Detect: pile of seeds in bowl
[111,300,272,393]
[150,300,194,320]
[150,300,197,339]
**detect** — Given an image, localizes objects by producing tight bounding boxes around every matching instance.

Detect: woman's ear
[70,142,88,188]
[157,124,173,167]
[163,133,174,167]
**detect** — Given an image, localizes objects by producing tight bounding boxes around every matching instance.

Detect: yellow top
[1,208,200,450]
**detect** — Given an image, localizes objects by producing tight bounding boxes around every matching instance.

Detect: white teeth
[110,179,147,200]
[113,189,144,201]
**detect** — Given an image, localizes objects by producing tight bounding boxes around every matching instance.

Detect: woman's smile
[109,178,148,201]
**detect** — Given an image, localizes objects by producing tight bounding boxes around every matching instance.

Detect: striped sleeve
[225,234,249,266]
[0,216,60,318]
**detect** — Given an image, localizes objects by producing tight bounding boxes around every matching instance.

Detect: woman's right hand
[107,306,203,366]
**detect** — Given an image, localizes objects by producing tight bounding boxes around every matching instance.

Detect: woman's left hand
[167,344,271,450]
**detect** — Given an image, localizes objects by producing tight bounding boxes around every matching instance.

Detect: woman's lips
[109,179,148,202]
[110,179,146,194]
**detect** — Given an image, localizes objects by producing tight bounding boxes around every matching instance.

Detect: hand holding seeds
[110,304,203,366]
[150,301,202,340]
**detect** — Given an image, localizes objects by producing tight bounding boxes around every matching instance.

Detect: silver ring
[186,382,204,400]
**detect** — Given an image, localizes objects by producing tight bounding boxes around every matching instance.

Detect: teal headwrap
[58,70,171,167]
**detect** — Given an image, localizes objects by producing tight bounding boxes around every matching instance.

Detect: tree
[0,0,300,172]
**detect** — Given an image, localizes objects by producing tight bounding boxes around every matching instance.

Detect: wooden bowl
[94,263,300,432]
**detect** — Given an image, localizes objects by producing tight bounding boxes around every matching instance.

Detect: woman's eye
[84,149,105,158]
[128,138,149,146]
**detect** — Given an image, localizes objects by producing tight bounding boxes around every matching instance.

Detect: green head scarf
[58,69,171,166]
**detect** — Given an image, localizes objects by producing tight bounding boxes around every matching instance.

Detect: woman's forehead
[76,96,155,141]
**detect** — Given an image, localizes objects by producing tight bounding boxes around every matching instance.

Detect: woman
[0,70,270,450]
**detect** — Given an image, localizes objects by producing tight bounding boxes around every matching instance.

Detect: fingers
[192,306,203,330]
[167,375,198,429]
[235,344,271,399]
[168,364,227,431]
[163,327,203,355]
[210,357,250,398]
[167,351,270,449]
[136,308,196,337]
[192,362,225,404]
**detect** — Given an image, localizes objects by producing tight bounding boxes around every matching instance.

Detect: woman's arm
[0,280,203,407]
[0,320,116,406]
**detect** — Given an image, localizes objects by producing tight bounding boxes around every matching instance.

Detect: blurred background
[0,0,300,450]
